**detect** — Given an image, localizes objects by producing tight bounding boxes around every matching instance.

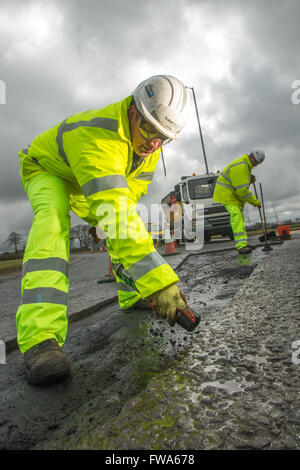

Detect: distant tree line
[6,232,24,258]
[4,225,93,258]
[4,217,299,258]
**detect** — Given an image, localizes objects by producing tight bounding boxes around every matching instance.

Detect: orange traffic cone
[97,255,115,283]
[164,239,177,256]
[163,222,177,256]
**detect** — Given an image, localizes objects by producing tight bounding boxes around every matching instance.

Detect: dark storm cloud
[0,0,188,202]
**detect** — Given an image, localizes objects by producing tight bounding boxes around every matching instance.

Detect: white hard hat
[250,149,265,163]
[132,74,190,140]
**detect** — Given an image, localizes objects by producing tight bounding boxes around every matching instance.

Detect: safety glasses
[139,116,172,145]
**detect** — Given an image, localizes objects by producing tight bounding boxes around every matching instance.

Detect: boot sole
[26,366,70,386]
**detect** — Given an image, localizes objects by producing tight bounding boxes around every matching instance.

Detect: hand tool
[252,182,273,251]
[113,263,201,332]
[259,183,273,251]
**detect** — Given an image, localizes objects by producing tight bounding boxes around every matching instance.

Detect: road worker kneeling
[16,75,190,385]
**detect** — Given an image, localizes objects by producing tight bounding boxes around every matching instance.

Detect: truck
[161,172,233,243]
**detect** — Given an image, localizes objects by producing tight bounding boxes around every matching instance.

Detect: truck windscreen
[188,178,216,200]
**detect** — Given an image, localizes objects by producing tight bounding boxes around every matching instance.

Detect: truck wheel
[184,234,196,242]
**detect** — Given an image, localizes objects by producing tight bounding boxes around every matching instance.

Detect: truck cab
[178,173,233,242]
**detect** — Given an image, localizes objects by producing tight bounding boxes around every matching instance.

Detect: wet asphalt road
[0,267,201,450]
[92,238,300,451]
[0,236,299,450]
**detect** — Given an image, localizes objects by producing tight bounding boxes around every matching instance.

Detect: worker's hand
[251,175,256,184]
[150,285,187,327]
[256,200,262,208]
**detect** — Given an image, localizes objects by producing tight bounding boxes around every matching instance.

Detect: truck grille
[204,205,227,215]
[207,215,231,227]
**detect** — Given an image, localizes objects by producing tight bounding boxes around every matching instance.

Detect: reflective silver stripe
[241,192,253,200]
[56,120,69,165]
[220,172,231,185]
[234,232,247,237]
[22,258,68,278]
[21,145,42,166]
[224,162,248,175]
[56,117,118,166]
[81,175,128,198]
[22,144,32,155]
[135,172,154,181]
[128,251,166,281]
[21,287,68,305]
[234,237,248,243]
[117,282,136,292]
[221,162,251,191]
[216,180,232,190]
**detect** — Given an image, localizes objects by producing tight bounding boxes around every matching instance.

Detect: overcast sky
[0,0,299,244]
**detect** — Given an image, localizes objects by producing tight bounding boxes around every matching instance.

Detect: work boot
[238,245,252,255]
[247,243,257,250]
[24,339,70,385]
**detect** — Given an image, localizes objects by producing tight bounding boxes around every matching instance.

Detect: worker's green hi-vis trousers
[16,173,71,354]
[224,204,248,250]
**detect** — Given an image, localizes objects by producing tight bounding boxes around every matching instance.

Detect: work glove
[150,284,187,327]
[251,175,256,183]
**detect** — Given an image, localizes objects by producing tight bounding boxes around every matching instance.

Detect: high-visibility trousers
[16,173,71,354]
[224,204,248,250]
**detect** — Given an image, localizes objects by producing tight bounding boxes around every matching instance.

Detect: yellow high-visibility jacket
[213,154,260,209]
[19,96,179,298]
